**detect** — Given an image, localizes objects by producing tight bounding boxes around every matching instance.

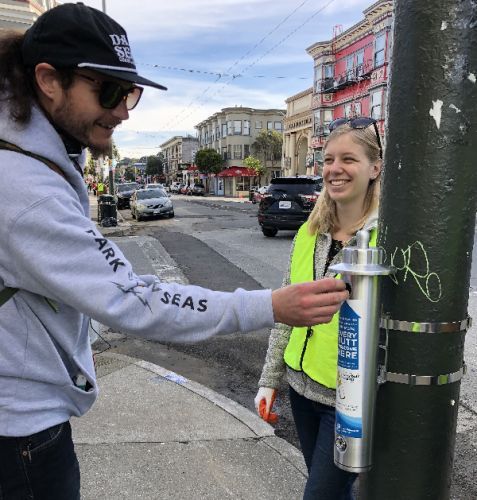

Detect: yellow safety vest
[283,222,377,388]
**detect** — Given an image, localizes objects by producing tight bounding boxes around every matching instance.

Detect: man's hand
[271,278,348,327]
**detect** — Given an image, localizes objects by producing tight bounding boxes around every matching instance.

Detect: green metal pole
[360,1,477,498]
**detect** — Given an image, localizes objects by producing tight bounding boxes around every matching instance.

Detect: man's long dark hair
[0,31,36,124]
[0,31,74,125]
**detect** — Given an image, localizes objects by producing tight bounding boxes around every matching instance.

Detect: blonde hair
[307,125,381,235]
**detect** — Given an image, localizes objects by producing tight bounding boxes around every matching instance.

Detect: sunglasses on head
[328,116,383,159]
[74,72,144,111]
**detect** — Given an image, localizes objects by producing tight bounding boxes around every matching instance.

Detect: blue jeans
[289,386,357,500]
[0,421,80,500]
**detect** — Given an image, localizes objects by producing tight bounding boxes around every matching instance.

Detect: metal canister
[329,229,392,472]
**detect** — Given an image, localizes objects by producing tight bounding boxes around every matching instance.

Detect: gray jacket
[0,104,274,436]
[258,214,378,407]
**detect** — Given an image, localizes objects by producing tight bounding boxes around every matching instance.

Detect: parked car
[114,182,140,209]
[257,176,323,237]
[169,182,183,193]
[251,185,269,204]
[191,182,206,196]
[130,188,174,221]
[144,183,164,190]
[179,184,191,195]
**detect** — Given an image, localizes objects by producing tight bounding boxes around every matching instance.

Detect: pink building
[307,0,393,171]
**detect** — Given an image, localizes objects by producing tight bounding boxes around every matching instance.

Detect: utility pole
[360,1,476,498]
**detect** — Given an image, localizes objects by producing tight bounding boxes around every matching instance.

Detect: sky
[58,0,375,159]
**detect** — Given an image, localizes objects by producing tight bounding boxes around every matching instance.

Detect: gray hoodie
[0,104,274,437]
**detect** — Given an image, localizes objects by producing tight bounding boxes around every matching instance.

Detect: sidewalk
[72,194,307,499]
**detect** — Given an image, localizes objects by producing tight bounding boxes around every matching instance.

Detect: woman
[255,117,383,500]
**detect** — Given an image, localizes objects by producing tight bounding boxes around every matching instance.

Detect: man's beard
[52,101,111,156]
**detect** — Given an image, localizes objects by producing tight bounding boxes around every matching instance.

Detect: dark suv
[114,182,139,209]
[257,176,323,237]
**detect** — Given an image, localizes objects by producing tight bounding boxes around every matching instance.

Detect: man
[0,3,348,499]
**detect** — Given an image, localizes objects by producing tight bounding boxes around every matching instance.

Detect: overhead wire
[162,0,323,131]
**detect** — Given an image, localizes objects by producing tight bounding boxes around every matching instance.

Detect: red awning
[217,167,257,177]
[186,165,199,172]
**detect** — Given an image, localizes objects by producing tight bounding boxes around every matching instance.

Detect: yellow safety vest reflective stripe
[283,222,377,388]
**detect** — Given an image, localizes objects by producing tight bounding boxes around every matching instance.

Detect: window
[314,110,321,135]
[371,90,383,119]
[267,121,273,130]
[346,54,354,79]
[314,66,321,92]
[274,121,282,131]
[222,146,227,160]
[344,103,352,118]
[204,131,209,144]
[244,144,250,158]
[233,144,242,159]
[255,120,262,129]
[222,123,227,137]
[356,49,364,76]
[354,101,362,116]
[243,120,250,135]
[374,32,386,67]
[234,120,242,135]
[236,176,253,192]
[324,64,334,79]
[227,121,233,135]
[216,126,220,139]
[227,144,232,159]
[323,109,333,133]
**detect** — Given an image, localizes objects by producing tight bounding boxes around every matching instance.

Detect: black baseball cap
[22,2,167,91]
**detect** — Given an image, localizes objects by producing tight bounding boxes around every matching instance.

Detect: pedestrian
[96,180,105,196]
[255,117,383,500]
[0,4,348,499]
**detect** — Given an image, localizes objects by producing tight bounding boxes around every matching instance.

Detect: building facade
[0,0,57,31]
[195,107,285,196]
[282,87,313,177]
[160,135,199,185]
[307,0,393,173]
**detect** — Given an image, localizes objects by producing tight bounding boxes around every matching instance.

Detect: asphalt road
[104,196,477,499]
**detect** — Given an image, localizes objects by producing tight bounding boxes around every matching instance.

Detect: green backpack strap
[0,287,18,307]
[0,139,66,308]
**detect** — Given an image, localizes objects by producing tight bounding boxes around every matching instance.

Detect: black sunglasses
[328,117,383,159]
[74,72,144,111]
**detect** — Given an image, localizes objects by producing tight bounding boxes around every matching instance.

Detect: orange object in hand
[258,393,279,424]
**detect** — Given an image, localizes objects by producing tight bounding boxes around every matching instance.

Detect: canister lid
[329,230,393,276]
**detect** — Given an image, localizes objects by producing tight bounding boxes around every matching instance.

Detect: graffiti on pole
[389,241,442,303]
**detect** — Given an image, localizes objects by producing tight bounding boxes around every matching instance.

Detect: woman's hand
[254,387,278,424]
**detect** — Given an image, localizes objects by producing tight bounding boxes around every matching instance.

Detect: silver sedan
[130,188,174,221]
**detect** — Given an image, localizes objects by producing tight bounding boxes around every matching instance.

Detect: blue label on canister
[338,301,360,370]
[336,411,362,438]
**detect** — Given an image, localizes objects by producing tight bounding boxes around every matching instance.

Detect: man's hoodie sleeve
[4,195,275,342]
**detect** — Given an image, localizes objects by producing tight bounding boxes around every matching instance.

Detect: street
[99,195,477,499]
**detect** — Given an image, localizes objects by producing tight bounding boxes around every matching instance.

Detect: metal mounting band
[384,364,466,386]
[380,317,472,333]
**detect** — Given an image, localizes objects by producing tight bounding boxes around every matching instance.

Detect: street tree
[146,154,164,179]
[251,130,282,171]
[195,148,224,175]
[244,155,265,186]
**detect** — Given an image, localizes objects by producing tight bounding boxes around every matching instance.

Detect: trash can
[97,194,117,227]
